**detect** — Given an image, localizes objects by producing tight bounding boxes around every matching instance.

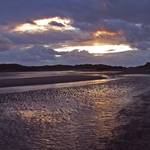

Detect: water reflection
[0,76,150,150]
[0,78,115,94]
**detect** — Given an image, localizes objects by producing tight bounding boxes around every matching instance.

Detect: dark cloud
[3,28,90,47]
[0,35,13,51]
[0,46,60,65]
[49,21,65,27]
[0,0,106,24]
[108,0,150,24]
[0,0,150,46]
[0,0,149,25]
[57,50,150,66]
[133,41,150,51]
[0,45,149,66]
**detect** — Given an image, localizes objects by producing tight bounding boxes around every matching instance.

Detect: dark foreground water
[0,75,150,150]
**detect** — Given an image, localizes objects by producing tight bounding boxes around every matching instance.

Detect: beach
[0,71,107,88]
[0,72,150,150]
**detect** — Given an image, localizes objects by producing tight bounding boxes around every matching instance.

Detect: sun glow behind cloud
[55,44,134,54]
[12,17,76,33]
[93,29,121,37]
[12,17,134,54]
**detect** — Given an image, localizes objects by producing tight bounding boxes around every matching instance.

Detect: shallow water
[0,71,110,80]
[0,75,150,150]
[0,78,115,94]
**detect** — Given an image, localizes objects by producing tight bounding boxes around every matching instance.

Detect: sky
[0,0,150,66]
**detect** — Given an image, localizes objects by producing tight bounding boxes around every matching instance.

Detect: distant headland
[0,63,149,73]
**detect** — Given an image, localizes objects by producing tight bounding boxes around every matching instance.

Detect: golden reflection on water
[19,108,73,124]
[0,78,134,150]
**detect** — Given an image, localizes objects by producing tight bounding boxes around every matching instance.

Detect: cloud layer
[0,46,149,67]
[0,0,149,66]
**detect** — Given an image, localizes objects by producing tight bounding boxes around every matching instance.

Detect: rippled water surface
[0,75,150,150]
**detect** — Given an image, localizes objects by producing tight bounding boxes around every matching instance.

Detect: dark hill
[0,64,125,72]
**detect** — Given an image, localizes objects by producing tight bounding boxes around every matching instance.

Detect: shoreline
[0,75,106,88]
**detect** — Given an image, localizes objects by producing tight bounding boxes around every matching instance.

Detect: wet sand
[0,74,150,150]
[0,71,106,88]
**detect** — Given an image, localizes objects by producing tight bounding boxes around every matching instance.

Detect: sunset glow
[94,29,121,38]
[13,17,76,33]
[55,44,133,54]
[1,0,148,66]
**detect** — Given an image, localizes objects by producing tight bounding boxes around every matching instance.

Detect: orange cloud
[93,28,121,38]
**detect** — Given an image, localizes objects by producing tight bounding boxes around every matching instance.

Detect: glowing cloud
[12,17,76,33]
[93,29,121,38]
[55,44,133,54]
